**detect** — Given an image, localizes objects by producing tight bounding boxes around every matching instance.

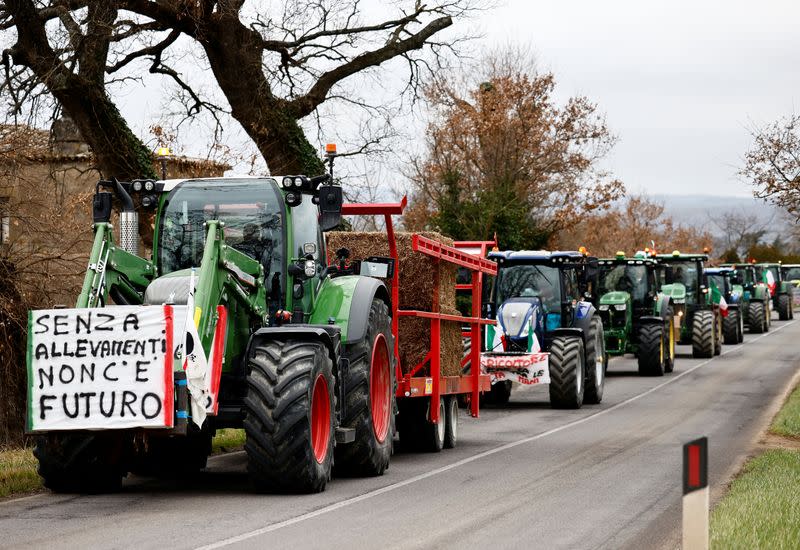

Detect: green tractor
[755,262,795,320]
[704,268,744,344]
[596,252,675,376]
[656,251,722,358]
[780,264,800,310]
[28,165,400,494]
[719,263,771,333]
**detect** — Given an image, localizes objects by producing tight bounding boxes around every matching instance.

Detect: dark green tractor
[704,268,744,344]
[719,263,771,333]
[596,252,675,376]
[29,166,398,494]
[780,264,800,312]
[656,252,722,358]
[755,262,795,320]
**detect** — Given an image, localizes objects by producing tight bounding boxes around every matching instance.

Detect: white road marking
[196,321,795,549]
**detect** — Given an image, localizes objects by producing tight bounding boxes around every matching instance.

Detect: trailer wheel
[423,398,446,453]
[664,309,676,373]
[444,396,459,449]
[778,294,792,321]
[723,310,740,345]
[637,324,665,376]
[244,339,334,493]
[548,336,585,409]
[34,433,128,493]
[748,301,765,333]
[335,299,395,477]
[692,310,715,358]
[583,315,606,404]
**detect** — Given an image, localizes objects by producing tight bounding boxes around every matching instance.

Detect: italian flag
[710,281,729,317]
[763,270,777,296]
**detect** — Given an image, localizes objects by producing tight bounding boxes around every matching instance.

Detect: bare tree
[741,114,800,219]
[710,208,771,260]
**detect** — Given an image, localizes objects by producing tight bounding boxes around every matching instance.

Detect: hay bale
[327,231,462,376]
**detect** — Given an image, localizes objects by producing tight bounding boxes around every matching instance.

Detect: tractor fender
[779,281,793,295]
[638,315,665,326]
[572,301,597,336]
[246,325,342,365]
[309,275,390,345]
[753,285,769,301]
[654,293,673,319]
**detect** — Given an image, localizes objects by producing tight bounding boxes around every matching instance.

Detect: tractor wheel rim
[370,333,391,443]
[436,400,445,442]
[576,355,583,395]
[669,319,675,360]
[311,373,331,463]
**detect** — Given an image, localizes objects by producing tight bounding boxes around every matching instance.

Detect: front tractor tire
[583,316,606,404]
[748,301,766,334]
[244,339,335,493]
[637,324,665,376]
[778,294,793,321]
[548,336,585,409]
[723,310,741,345]
[34,433,128,493]
[692,310,715,359]
[335,299,395,477]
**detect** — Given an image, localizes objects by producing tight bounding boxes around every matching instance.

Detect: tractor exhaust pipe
[111,178,139,256]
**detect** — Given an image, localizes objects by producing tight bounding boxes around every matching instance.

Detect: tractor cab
[781,264,800,283]
[755,262,795,320]
[704,267,740,306]
[720,262,774,333]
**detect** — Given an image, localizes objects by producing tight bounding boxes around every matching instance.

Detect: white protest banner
[481,352,550,386]
[27,305,177,432]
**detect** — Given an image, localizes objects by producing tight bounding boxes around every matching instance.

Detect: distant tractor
[596,252,675,376]
[780,264,800,308]
[481,251,606,408]
[704,268,744,344]
[755,262,795,320]
[656,252,722,358]
[720,263,772,333]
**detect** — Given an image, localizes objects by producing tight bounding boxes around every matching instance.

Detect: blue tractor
[481,251,607,408]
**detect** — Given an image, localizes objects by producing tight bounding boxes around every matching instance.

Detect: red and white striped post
[682,437,709,550]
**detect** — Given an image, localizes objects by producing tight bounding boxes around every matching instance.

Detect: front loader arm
[76,222,155,308]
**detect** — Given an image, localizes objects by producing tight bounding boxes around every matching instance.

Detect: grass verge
[710,381,800,548]
[0,448,41,498]
[770,383,800,439]
[211,428,245,454]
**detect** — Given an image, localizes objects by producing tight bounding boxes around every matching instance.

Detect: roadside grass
[710,449,800,548]
[211,428,245,454]
[770,383,800,439]
[711,382,800,548]
[0,448,41,498]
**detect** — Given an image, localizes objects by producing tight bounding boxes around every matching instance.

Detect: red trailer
[340,200,497,451]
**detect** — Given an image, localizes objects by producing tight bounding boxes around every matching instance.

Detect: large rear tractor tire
[583,316,606,404]
[244,340,334,493]
[335,299,395,477]
[748,301,766,334]
[778,294,792,321]
[34,433,128,493]
[548,336,585,409]
[723,310,741,345]
[637,324,665,376]
[692,310,715,359]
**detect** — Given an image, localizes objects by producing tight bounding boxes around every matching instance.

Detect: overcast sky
[113,1,800,199]
[477,0,800,197]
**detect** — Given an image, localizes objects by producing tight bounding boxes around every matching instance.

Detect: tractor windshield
[158,178,284,276]
[666,260,699,300]
[732,267,753,286]
[707,274,727,295]
[495,264,561,312]
[783,267,800,281]
[598,264,648,302]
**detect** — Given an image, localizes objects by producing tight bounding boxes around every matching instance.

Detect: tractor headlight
[144,180,154,192]
[132,181,143,192]
[141,194,158,209]
[613,303,627,311]
[294,176,303,187]
[304,259,316,278]
[599,304,609,311]
[282,176,293,188]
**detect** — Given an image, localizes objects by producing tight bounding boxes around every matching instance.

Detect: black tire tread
[638,324,664,376]
[548,336,584,409]
[692,310,715,358]
[748,301,765,334]
[34,434,127,493]
[723,310,740,345]
[583,316,606,404]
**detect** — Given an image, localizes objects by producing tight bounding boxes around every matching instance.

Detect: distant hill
[650,194,785,237]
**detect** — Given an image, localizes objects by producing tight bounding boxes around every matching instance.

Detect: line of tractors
[23,154,798,495]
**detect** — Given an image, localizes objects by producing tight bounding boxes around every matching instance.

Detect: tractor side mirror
[93,191,113,223]
[318,185,343,231]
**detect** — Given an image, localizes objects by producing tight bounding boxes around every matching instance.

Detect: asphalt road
[2,316,799,550]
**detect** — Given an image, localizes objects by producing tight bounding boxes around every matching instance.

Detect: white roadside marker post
[682,437,709,550]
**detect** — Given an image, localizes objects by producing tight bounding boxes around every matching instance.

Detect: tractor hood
[143,269,194,305]
[599,291,629,306]
[497,297,541,338]
[660,282,686,303]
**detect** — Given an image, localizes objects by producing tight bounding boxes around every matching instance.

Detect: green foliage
[771,384,800,439]
[721,247,741,263]
[0,448,41,498]
[211,429,246,454]
[711,449,800,549]
[747,243,800,264]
